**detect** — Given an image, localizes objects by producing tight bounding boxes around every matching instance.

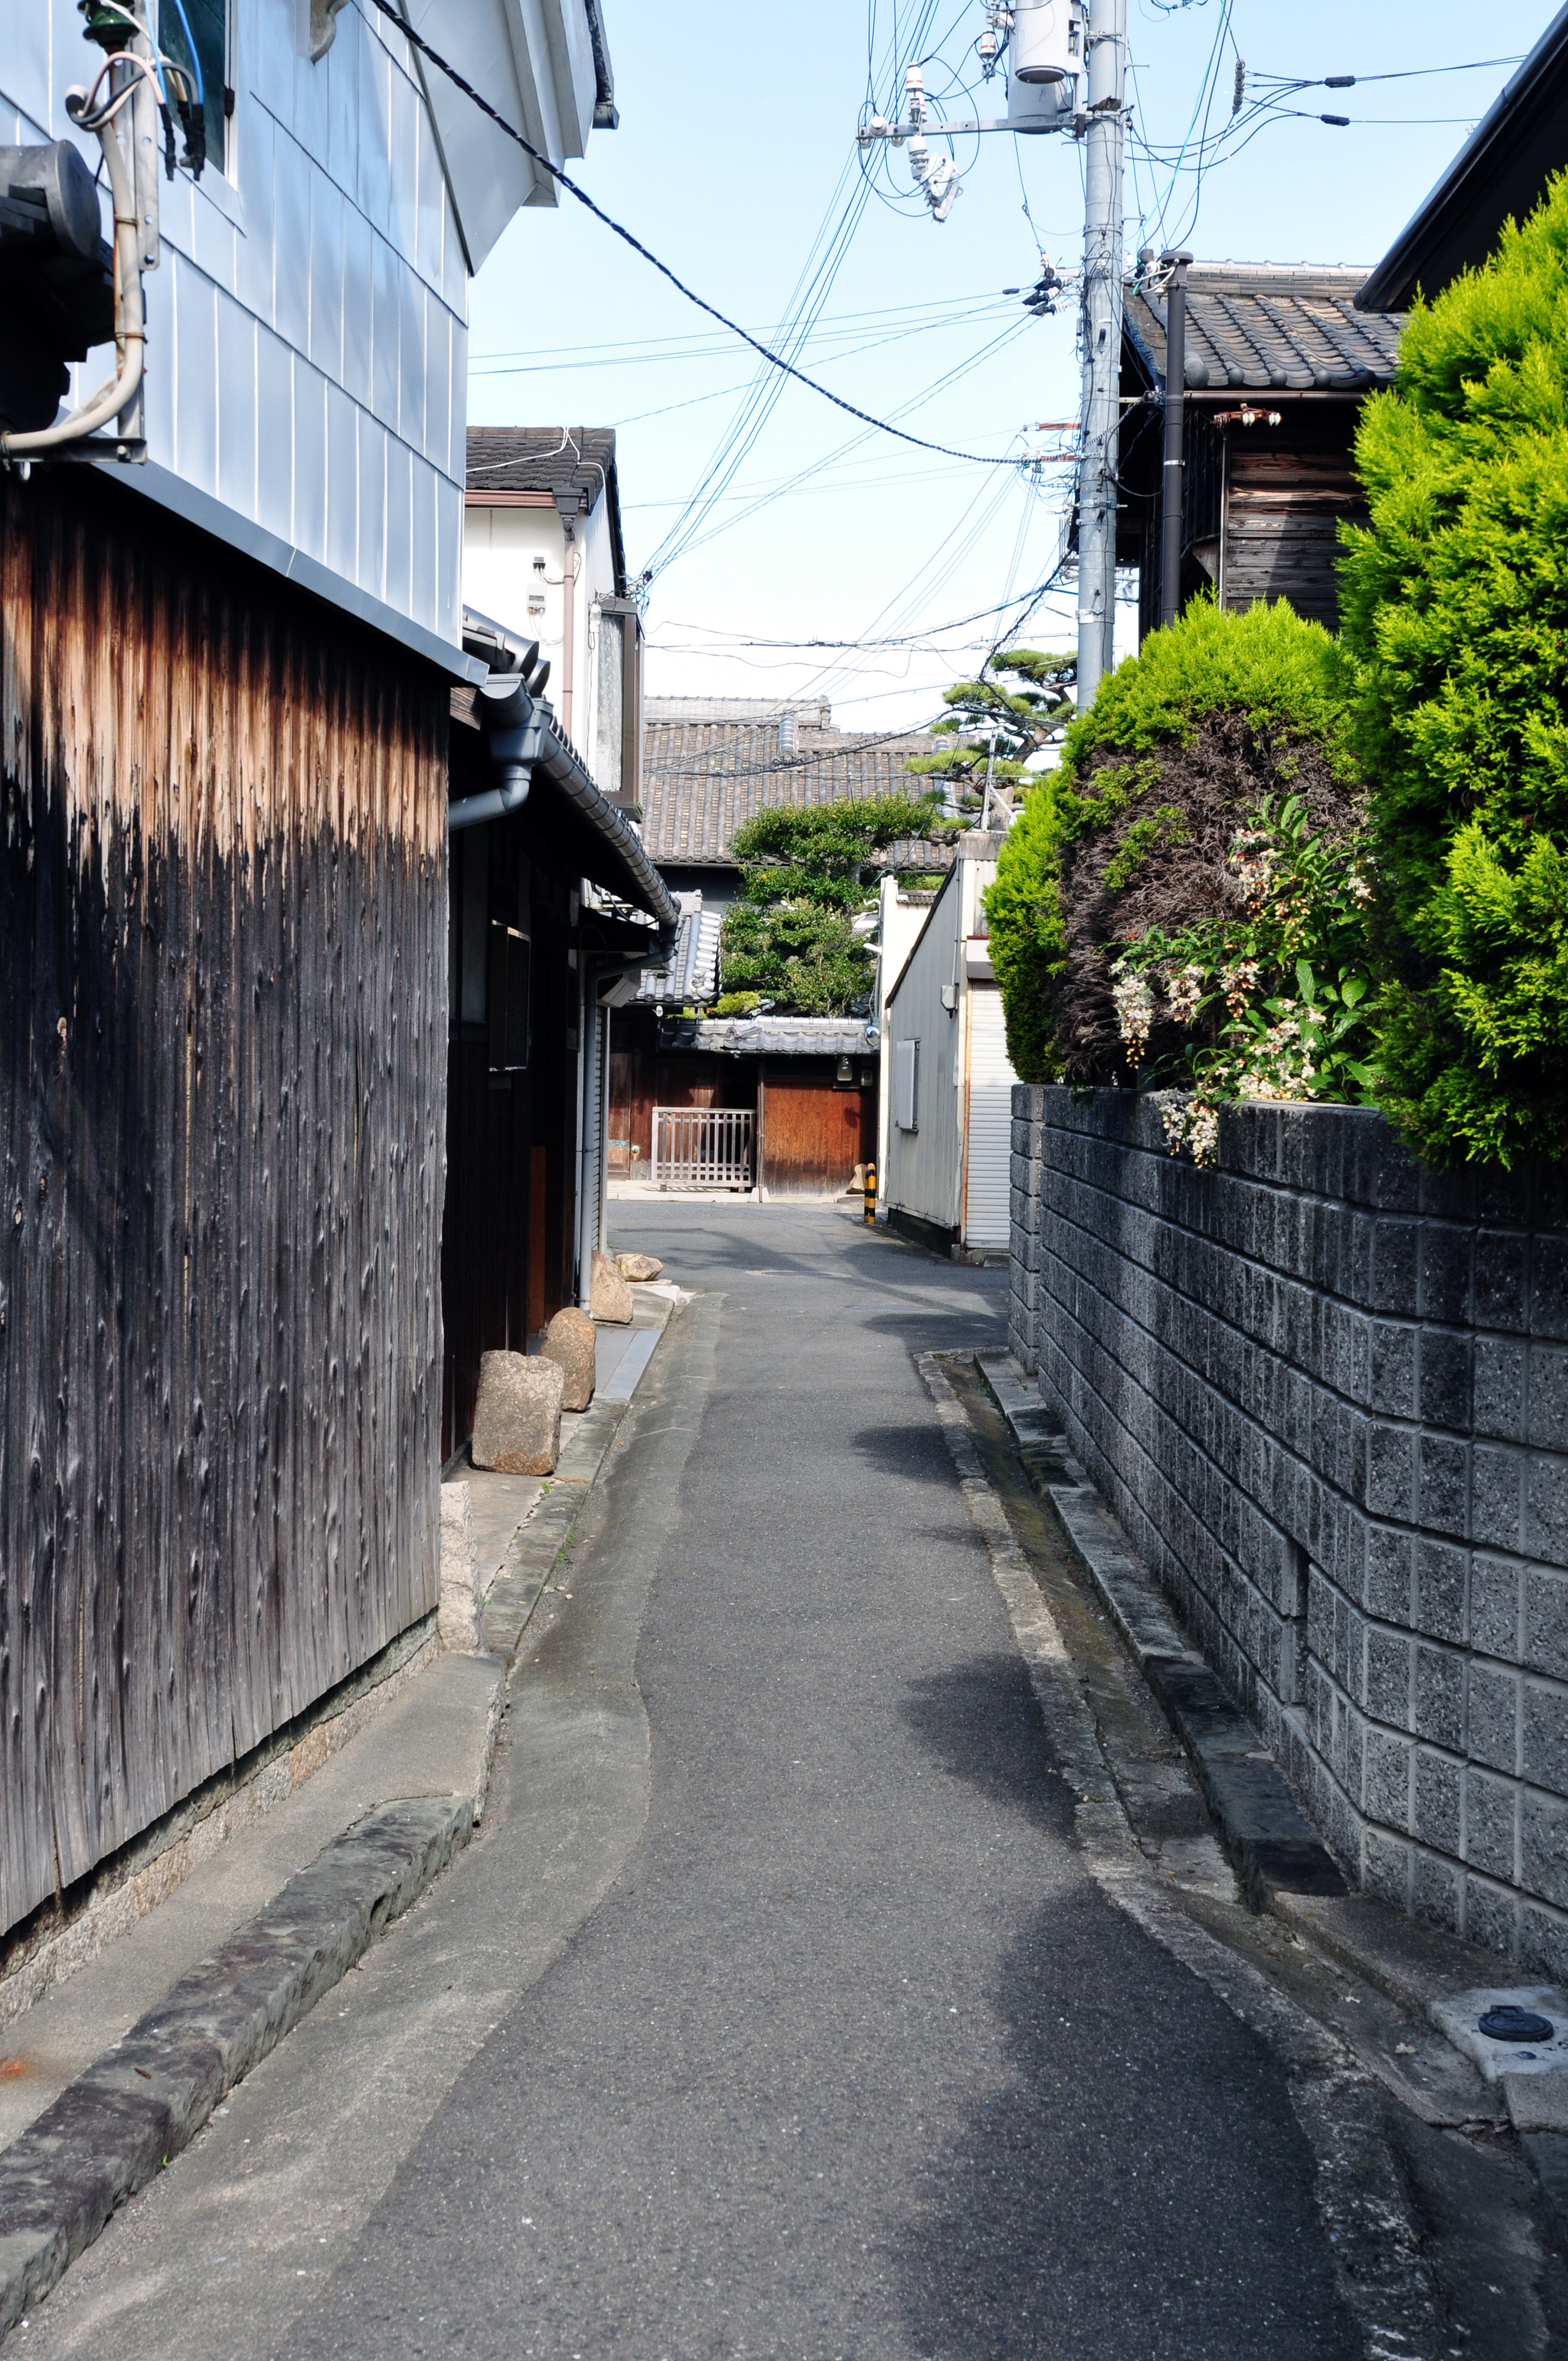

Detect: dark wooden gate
[0,469,447,1942]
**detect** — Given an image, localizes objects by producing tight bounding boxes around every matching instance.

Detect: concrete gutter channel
[975,1347,1568,2241]
[0,1286,682,2344]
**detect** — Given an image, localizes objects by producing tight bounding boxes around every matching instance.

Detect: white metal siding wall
[883,868,962,1236]
[6,0,469,640]
[963,986,1015,1249]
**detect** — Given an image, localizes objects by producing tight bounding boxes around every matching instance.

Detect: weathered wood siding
[1222,446,1367,629]
[0,470,447,1941]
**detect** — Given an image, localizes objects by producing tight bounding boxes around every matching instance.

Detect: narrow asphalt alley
[289,1204,1357,2361]
[30,1205,1363,2361]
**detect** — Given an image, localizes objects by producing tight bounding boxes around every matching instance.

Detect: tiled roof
[642,701,942,867]
[660,1016,871,1057]
[466,427,618,509]
[1123,264,1403,394]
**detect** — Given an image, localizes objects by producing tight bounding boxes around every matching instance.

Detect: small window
[894,1038,918,1132]
[488,923,531,1071]
[160,0,230,175]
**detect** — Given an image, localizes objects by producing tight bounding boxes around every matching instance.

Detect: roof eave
[1357,5,1568,312]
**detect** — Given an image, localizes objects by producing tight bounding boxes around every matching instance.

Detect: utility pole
[1074,0,1128,710]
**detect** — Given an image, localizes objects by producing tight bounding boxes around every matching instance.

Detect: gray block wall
[1011,1084,1568,1974]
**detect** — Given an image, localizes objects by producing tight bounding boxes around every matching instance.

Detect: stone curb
[975,1351,1346,1908]
[0,1797,471,2343]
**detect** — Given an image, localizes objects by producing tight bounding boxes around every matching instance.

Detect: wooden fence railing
[652,1106,753,1190]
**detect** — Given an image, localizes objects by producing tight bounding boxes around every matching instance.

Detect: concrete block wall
[1011,1084,1568,1974]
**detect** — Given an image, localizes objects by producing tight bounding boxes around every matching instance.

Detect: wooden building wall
[0,469,447,1942]
[1125,402,1367,639]
[606,1016,871,1195]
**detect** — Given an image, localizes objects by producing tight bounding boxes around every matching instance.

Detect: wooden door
[760,1066,867,1195]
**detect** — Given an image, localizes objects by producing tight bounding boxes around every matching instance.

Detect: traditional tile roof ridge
[1123,263,1403,396]
[660,1015,871,1056]
[642,704,939,866]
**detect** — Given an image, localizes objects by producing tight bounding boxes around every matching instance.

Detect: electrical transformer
[1010,0,1083,84]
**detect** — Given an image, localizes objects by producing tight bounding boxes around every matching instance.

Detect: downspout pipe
[447,675,544,834]
[1159,250,1192,628]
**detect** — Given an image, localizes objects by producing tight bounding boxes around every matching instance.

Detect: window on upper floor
[160,0,230,176]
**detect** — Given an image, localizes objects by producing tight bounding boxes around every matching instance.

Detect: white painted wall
[4,0,605,655]
[883,858,1017,1251]
[462,488,618,753]
[874,876,940,1215]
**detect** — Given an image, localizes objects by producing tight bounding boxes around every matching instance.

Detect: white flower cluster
[1235,1002,1318,1101]
[1162,963,1205,1026]
[1230,828,1278,907]
[1159,1096,1220,1167]
[1109,960,1155,1066]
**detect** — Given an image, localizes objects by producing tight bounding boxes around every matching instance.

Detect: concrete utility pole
[1074,0,1129,710]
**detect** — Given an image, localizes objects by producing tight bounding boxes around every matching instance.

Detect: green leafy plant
[903,649,1076,816]
[1340,167,1568,1164]
[718,792,942,1015]
[985,601,1365,1082]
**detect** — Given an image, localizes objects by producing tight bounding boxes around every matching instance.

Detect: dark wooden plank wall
[1222,446,1367,629]
[0,470,446,1941]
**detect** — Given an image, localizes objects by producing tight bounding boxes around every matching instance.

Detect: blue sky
[468,1,1551,730]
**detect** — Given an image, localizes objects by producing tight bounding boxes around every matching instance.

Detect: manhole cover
[1479,2003,1555,2042]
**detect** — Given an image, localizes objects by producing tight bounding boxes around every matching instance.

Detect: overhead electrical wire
[358,0,1023,479]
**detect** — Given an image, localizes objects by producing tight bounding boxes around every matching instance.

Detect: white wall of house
[874,877,939,1215]
[5,0,605,660]
[883,857,1016,1253]
[462,486,619,754]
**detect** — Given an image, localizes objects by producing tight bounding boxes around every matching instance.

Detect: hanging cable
[360,0,1021,475]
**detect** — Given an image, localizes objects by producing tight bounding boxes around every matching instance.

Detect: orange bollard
[863,1161,877,1225]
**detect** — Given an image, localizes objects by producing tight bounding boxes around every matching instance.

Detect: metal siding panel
[399,270,426,449]
[424,299,451,473]
[436,469,462,641]
[325,378,360,582]
[215,292,258,522]
[247,0,295,116]
[410,456,439,629]
[384,438,413,620]
[327,6,361,198]
[416,103,445,290]
[294,362,329,564]
[884,870,963,1233]
[254,325,294,541]
[449,315,467,482]
[371,231,400,427]
[341,203,374,407]
[309,166,345,383]
[273,129,310,357]
[191,185,237,296]
[388,57,419,262]
[357,32,392,234]
[358,407,387,598]
[234,106,275,324]
[173,253,220,498]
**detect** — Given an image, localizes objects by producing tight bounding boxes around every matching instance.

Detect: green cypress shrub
[1341,170,1568,1164]
[986,602,1363,1083]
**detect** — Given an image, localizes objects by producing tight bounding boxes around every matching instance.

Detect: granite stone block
[1417,1434,1469,1540]
[1464,1767,1517,1881]
[1472,1555,1522,1663]
[1367,1322,1416,1418]
[1414,1750,1462,1856]
[1418,1329,1472,1432]
[1468,1661,1521,1776]
[1364,1725,1413,1826]
[1521,1792,1568,1912]
[1416,1643,1465,1754]
[1533,1236,1568,1344]
[1524,1569,1568,1685]
[1413,1539,1467,1644]
[1367,1628,1413,1728]
[1420,1224,1474,1326]
[1366,1423,1416,1522]
[1474,1447,1524,1555]
[1474,1337,1527,1444]
[1523,1676,1568,1794]
[1475,1232,1530,1333]
[1524,1454,1568,1562]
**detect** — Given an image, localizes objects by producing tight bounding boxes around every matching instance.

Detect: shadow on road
[889,1656,1364,2361]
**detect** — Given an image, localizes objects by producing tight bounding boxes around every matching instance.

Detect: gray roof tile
[642,703,945,867]
[1124,264,1403,394]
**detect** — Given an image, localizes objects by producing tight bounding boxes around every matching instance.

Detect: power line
[362,0,1021,476]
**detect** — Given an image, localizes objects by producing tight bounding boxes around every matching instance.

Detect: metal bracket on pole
[1073,0,1128,714]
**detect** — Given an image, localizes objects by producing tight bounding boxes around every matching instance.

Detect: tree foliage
[1340,168,1568,1164]
[717,792,940,1015]
[903,649,1075,814]
[985,602,1365,1082]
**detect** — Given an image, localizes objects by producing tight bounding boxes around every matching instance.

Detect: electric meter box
[1011,0,1083,83]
